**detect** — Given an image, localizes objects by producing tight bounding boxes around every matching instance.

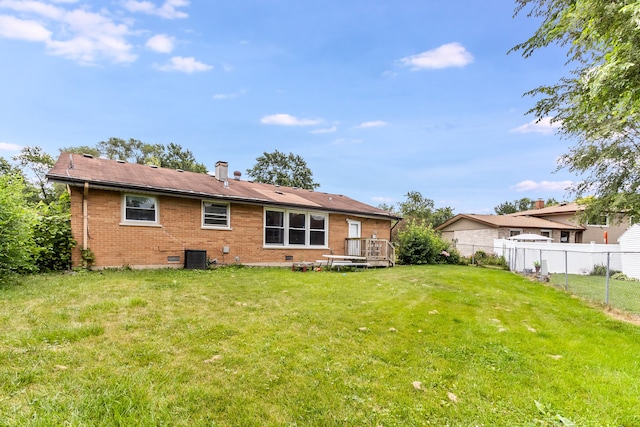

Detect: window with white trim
[509,229,522,237]
[123,194,158,224]
[265,210,285,244]
[202,201,230,228]
[540,229,552,238]
[586,214,609,227]
[264,209,327,247]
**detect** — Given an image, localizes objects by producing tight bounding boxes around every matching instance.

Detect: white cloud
[123,0,189,19]
[0,1,63,20]
[510,117,561,135]
[399,42,473,70]
[358,120,387,128]
[213,89,247,100]
[0,3,136,64]
[261,114,322,126]
[309,126,337,134]
[146,34,175,53]
[156,56,213,73]
[0,15,51,41]
[0,142,22,151]
[511,180,573,192]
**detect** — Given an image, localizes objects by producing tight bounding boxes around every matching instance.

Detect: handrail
[345,238,395,266]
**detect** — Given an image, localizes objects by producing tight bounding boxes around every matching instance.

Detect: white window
[122,194,158,225]
[540,229,552,238]
[264,209,327,247]
[202,201,230,228]
[509,229,522,237]
[587,214,609,227]
[265,210,285,245]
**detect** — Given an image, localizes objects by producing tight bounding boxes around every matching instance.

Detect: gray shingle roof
[436,213,584,231]
[47,153,400,220]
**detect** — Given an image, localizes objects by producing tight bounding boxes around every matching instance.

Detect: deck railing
[345,238,395,266]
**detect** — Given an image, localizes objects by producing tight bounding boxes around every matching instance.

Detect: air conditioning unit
[184,250,207,270]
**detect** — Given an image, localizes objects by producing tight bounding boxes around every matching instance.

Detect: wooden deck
[345,238,395,267]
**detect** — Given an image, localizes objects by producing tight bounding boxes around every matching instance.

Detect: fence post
[539,249,542,267]
[605,252,611,305]
[564,251,568,291]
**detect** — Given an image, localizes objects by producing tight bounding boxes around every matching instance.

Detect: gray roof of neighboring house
[436,213,584,231]
[510,202,582,217]
[47,153,401,221]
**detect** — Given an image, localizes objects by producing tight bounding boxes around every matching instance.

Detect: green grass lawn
[1,265,639,426]
[549,273,640,315]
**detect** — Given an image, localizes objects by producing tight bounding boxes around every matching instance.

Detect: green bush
[397,220,459,265]
[590,264,620,276]
[473,251,508,270]
[33,192,75,272]
[0,174,37,278]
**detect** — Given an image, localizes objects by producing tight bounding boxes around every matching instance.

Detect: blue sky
[0,0,576,214]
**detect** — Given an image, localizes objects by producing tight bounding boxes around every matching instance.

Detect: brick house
[47,153,400,269]
[436,200,631,256]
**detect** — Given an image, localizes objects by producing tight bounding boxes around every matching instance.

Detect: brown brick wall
[69,187,391,268]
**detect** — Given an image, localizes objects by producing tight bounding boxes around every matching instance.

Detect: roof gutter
[47,174,400,222]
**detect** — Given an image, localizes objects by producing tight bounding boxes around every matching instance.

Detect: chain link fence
[455,242,640,317]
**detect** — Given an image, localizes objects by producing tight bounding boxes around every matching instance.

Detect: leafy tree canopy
[1,156,21,176]
[494,197,560,215]
[13,146,56,202]
[246,150,319,190]
[65,138,208,173]
[157,142,207,174]
[382,191,454,228]
[59,145,102,158]
[512,0,640,220]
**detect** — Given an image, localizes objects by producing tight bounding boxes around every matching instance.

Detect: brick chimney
[535,199,545,209]
[215,161,228,182]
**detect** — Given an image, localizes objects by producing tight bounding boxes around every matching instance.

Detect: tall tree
[59,145,102,158]
[135,143,164,166]
[396,191,454,227]
[494,197,561,215]
[512,0,640,220]
[13,146,56,202]
[494,197,535,215]
[246,150,319,190]
[67,139,209,173]
[1,156,21,176]
[97,137,143,162]
[158,143,207,173]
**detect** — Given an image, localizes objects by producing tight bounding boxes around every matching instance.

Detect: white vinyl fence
[493,240,626,275]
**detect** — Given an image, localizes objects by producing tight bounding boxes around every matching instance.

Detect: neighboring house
[436,201,632,256]
[46,153,400,269]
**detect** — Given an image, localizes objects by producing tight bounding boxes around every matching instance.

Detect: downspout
[390,218,401,241]
[83,182,89,250]
[389,218,401,267]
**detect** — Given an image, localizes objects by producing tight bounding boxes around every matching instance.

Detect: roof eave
[48,174,400,221]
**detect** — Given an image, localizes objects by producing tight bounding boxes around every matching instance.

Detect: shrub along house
[47,153,400,269]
